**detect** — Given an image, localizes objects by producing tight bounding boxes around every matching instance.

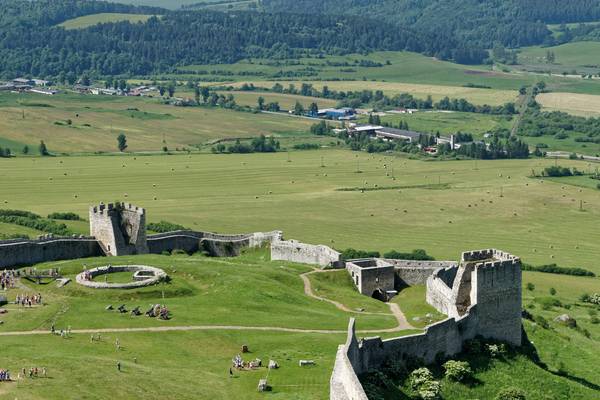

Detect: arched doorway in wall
[371,288,387,302]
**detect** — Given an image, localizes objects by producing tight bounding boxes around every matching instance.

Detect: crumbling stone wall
[387,260,458,287]
[270,238,342,268]
[147,230,281,256]
[330,249,522,400]
[346,259,395,297]
[0,236,103,269]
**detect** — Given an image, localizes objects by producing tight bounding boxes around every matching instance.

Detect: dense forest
[0,0,452,77]
[262,0,600,48]
[1,0,600,78]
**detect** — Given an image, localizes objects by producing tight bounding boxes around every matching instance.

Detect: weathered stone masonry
[0,203,281,269]
[330,249,522,400]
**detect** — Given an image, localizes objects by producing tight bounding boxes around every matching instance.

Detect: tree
[22,145,29,155]
[39,140,49,156]
[194,86,200,104]
[309,102,319,116]
[200,87,210,103]
[293,101,304,115]
[167,82,176,98]
[158,86,165,96]
[117,134,127,152]
[257,96,265,110]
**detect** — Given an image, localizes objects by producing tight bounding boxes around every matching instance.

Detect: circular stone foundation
[76,265,167,289]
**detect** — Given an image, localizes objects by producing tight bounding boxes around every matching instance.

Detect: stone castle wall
[0,236,103,269]
[271,238,342,268]
[330,249,522,400]
[147,230,281,256]
[386,260,458,287]
[346,259,395,296]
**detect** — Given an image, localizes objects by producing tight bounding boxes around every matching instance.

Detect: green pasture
[58,13,155,29]
[1,150,600,274]
[184,51,541,90]
[0,92,313,153]
[360,111,513,137]
[518,42,600,73]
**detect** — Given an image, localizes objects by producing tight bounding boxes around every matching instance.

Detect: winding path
[300,269,414,331]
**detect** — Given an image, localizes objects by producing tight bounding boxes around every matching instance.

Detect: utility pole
[500,186,504,198]
[320,156,325,168]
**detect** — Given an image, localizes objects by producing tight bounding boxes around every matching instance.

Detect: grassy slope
[0,92,313,152]
[518,42,600,72]
[58,13,155,29]
[1,150,600,274]
[0,252,396,332]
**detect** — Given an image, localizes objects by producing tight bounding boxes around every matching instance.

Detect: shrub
[409,368,433,390]
[147,221,187,233]
[495,387,526,400]
[443,360,472,382]
[293,143,320,150]
[486,343,507,358]
[418,380,441,400]
[383,249,434,261]
[549,287,556,296]
[47,212,81,221]
[339,248,380,260]
[521,263,595,277]
[536,296,562,310]
[526,282,535,291]
[533,315,550,329]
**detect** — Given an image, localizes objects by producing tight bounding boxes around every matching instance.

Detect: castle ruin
[89,203,148,256]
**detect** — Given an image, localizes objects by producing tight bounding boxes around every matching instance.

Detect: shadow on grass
[521,327,600,392]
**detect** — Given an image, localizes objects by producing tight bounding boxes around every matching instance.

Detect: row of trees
[263,83,517,115]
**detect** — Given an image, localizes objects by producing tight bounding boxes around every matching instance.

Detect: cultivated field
[58,13,155,29]
[225,81,518,106]
[537,92,600,116]
[0,92,313,153]
[1,150,600,273]
[215,91,338,110]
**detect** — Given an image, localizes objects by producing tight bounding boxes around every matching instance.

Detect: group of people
[146,304,170,320]
[20,367,46,379]
[0,270,17,290]
[15,293,42,307]
[0,369,11,381]
[231,355,261,370]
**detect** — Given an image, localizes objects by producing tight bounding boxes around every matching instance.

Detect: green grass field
[1,149,600,398]
[58,13,155,29]
[1,150,600,273]
[359,111,513,137]
[0,92,313,153]
[518,42,600,74]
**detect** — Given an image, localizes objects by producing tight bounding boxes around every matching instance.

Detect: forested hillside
[0,1,454,78]
[2,0,600,78]
[262,0,600,48]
